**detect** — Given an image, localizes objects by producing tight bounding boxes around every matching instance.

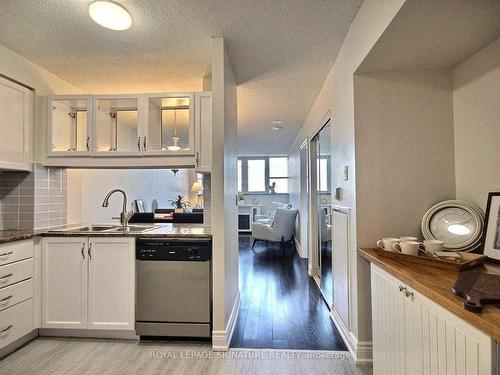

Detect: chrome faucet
[102,189,134,227]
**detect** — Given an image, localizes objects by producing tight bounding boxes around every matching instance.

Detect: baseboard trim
[329,306,372,364]
[39,328,138,340]
[212,290,241,351]
[0,329,38,359]
[294,237,307,258]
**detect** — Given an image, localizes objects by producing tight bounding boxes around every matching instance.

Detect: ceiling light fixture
[89,1,132,31]
[271,120,284,131]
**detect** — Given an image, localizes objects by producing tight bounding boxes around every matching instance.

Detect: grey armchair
[251,208,298,254]
[254,202,292,225]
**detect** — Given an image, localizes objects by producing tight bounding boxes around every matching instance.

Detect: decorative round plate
[421,200,484,252]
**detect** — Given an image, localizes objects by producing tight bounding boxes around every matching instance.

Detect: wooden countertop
[359,248,500,342]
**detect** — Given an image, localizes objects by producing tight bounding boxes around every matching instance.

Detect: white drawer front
[0,239,33,266]
[0,279,33,312]
[0,299,33,349]
[0,258,33,288]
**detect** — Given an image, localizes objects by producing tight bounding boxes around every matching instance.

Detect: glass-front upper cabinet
[47,95,92,155]
[143,93,194,155]
[93,95,140,155]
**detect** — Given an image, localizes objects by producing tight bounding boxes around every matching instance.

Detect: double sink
[51,224,157,234]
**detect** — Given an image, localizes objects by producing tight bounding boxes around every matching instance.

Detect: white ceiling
[0,0,362,155]
[358,0,500,73]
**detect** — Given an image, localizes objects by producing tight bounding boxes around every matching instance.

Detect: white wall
[453,37,500,211]
[287,0,407,362]
[354,70,456,248]
[0,43,82,162]
[211,37,239,350]
[66,169,195,224]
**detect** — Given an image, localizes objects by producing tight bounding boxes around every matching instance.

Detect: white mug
[393,241,424,256]
[377,238,400,251]
[419,240,444,255]
[400,236,418,242]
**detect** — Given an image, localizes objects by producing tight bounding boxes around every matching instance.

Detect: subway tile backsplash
[0,164,67,230]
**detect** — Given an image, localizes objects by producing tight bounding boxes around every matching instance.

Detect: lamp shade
[191,182,203,193]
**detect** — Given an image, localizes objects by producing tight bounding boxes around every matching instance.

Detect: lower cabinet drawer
[0,239,33,266]
[0,299,33,349]
[0,258,33,288]
[0,279,33,312]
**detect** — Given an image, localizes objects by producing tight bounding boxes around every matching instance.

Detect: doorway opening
[230,118,345,351]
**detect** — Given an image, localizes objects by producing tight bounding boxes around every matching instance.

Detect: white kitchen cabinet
[41,237,87,329]
[371,264,494,375]
[0,239,35,351]
[47,95,92,156]
[194,91,212,172]
[87,237,135,330]
[93,95,141,156]
[0,76,32,171]
[143,92,195,156]
[41,236,135,331]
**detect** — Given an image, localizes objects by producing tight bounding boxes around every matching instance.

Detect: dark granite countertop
[41,223,212,239]
[0,224,211,244]
[0,229,36,244]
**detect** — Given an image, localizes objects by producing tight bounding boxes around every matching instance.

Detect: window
[317,157,331,192]
[247,159,266,192]
[237,159,242,192]
[238,156,289,194]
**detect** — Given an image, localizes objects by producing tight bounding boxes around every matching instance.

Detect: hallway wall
[287,0,407,362]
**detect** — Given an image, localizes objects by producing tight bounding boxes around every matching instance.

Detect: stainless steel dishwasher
[135,238,211,338]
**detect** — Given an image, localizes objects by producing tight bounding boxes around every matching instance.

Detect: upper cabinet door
[93,95,141,156]
[143,93,195,155]
[0,77,32,171]
[47,95,92,157]
[194,92,212,172]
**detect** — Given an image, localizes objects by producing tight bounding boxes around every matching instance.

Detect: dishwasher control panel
[136,239,211,261]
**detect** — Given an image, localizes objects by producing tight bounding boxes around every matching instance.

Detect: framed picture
[481,192,500,261]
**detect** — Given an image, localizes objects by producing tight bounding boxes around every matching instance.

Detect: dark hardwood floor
[230,235,348,351]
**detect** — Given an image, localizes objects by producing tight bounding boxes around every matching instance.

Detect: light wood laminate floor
[0,338,372,375]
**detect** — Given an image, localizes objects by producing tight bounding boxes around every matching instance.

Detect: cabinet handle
[81,243,85,259]
[86,137,90,151]
[137,137,141,151]
[143,136,147,151]
[0,273,13,280]
[0,251,13,257]
[196,152,200,166]
[398,285,407,293]
[404,290,414,298]
[0,295,12,303]
[88,243,92,260]
[0,325,13,334]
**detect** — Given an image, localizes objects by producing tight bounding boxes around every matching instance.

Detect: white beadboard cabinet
[41,237,135,331]
[371,264,494,375]
[0,76,32,171]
